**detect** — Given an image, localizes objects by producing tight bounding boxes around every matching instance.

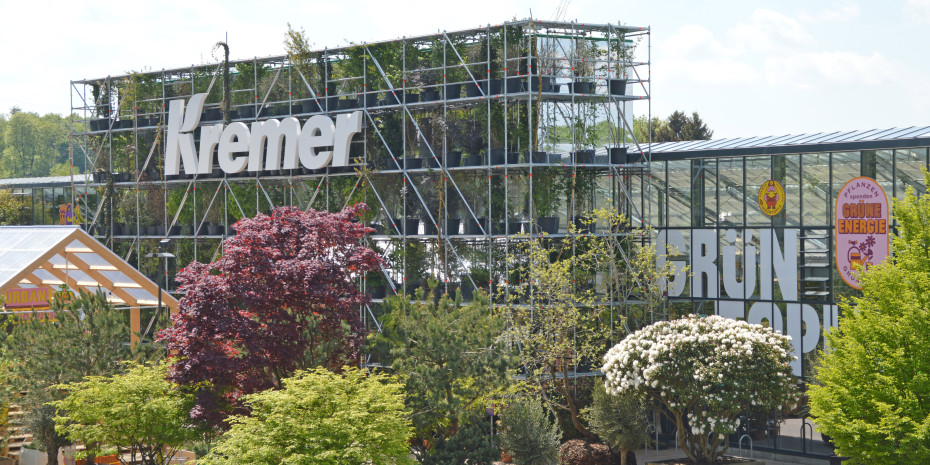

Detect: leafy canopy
[54,362,200,465]
[374,288,511,456]
[199,368,413,465]
[581,383,648,465]
[4,289,137,465]
[809,174,930,465]
[158,205,381,424]
[498,398,561,465]
[603,315,796,464]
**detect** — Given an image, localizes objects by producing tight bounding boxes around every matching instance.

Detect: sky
[0,0,927,139]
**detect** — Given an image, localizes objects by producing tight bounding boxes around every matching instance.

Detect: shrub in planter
[498,398,560,465]
[602,315,796,464]
[422,410,499,465]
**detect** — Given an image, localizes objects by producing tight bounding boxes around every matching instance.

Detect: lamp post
[146,238,175,327]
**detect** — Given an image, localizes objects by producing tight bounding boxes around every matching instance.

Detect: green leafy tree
[581,383,647,465]
[4,289,137,465]
[0,189,24,225]
[0,111,69,178]
[422,410,499,465]
[54,362,200,465]
[199,368,413,465]
[498,398,561,465]
[809,175,930,465]
[633,111,713,143]
[504,209,677,439]
[375,288,511,457]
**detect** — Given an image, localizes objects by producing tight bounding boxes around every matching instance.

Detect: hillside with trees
[0,108,79,179]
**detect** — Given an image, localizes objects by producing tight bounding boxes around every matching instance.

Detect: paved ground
[634,446,833,465]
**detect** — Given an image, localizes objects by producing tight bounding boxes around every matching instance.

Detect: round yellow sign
[758,180,785,216]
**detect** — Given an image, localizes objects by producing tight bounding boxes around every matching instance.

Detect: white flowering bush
[602,315,796,463]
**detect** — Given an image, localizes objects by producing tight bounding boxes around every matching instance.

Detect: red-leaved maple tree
[157,205,381,423]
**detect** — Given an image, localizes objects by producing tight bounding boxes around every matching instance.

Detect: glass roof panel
[0,227,76,287]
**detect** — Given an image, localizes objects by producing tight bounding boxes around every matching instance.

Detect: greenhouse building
[3,18,927,461]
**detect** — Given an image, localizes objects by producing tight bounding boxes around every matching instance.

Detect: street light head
[159,238,172,252]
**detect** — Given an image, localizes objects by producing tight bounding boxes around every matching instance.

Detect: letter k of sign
[165,93,207,176]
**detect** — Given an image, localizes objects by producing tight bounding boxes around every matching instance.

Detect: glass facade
[650,144,929,458]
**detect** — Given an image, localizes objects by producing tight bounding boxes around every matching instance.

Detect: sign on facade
[835,176,889,289]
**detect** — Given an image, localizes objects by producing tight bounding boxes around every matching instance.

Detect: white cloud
[730,9,813,53]
[904,0,930,23]
[764,51,900,89]
[658,57,760,87]
[799,1,860,22]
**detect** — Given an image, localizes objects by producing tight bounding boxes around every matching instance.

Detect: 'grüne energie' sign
[165,93,363,176]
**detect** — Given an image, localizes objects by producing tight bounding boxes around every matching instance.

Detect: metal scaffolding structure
[68,18,652,344]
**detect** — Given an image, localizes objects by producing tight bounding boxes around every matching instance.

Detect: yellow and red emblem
[758,180,785,216]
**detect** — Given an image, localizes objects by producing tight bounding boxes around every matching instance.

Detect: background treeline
[0,108,82,179]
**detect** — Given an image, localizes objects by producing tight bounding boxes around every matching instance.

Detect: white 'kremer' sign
[165,93,362,176]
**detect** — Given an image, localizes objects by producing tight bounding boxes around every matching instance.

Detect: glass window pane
[667,160,691,227]
[895,148,927,199]
[717,158,744,226]
[746,156,773,226]
[801,153,830,226]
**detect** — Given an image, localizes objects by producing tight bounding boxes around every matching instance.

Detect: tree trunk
[620,447,628,465]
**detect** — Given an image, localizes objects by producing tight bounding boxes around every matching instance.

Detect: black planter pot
[444,83,462,99]
[423,221,437,235]
[402,217,420,235]
[324,96,339,112]
[404,93,420,104]
[238,105,255,119]
[369,284,387,299]
[117,119,133,130]
[608,78,628,96]
[445,151,462,167]
[464,80,486,97]
[389,89,405,105]
[460,279,475,300]
[609,147,628,164]
[203,108,221,121]
[570,80,594,94]
[489,148,506,165]
[361,92,379,107]
[368,222,385,235]
[403,158,423,170]
[337,98,358,110]
[530,151,549,164]
[229,110,240,120]
[136,116,151,128]
[488,78,503,95]
[508,221,524,235]
[530,75,555,92]
[225,225,235,236]
[123,223,135,235]
[207,224,223,235]
[464,217,486,235]
[505,76,525,94]
[168,225,181,236]
[573,149,596,164]
[443,218,461,235]
[507,151,520,164]
[420,89,439,102]
[573,218,597,234]
[112,224,123,236]
[301,99,322,114]
[463,153,483,166]
[181,225,193,236]
[155,225,166,236]
[144,225,156,236]
[536,217,560,234]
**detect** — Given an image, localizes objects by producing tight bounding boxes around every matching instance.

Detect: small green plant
[581,383,647,465]
[498,397,560,465]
